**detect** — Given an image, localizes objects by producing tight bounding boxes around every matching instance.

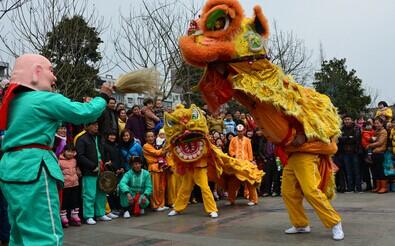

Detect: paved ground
[64,192,395,246]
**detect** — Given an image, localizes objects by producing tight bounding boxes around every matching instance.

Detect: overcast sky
[2,0,395,105]
[91,0,395,105]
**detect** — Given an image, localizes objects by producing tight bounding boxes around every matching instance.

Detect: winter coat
[59,154,80,188]
[141,106,160,131]
[361,129,375,150]
[126,115,146,144]
[120,140,144,171]
[338,124,361,154]
[375,107,393,121]
[389,128,395,154]
[98,108,118,136]
[370,128,387,154]
[76,133,104,176]
[223,119,236,135]
[103,140,123,171]
[118,117,127,136]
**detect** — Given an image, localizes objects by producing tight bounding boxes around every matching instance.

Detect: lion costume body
[164,104,263,215]
[179,0,342,231]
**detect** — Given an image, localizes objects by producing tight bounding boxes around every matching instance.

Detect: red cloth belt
[8,144,52,152]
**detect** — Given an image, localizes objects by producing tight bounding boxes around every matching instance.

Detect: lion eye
[192,109,200,120]
[206,9,230,31]
[166,119,174,127]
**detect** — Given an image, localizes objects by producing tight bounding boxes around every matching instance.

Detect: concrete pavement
[64,192,395,246]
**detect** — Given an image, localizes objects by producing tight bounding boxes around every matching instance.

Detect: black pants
[62,186,80,210]
[372,153,385,180]
[261,159,280,195]
[341,153,362,192]
[108,192,121,210]
[333,155,346,192]
[359,152,373,189]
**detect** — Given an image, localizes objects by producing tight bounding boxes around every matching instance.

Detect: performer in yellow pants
[226,175,258,205]
[173,167,217,214]
[166,170,180,206]
[282,153,341,229]
[164,104,263,219]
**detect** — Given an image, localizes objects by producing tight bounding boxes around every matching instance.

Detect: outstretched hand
[100,82,113,97]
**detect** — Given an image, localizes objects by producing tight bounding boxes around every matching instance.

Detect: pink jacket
[59,154,80,188]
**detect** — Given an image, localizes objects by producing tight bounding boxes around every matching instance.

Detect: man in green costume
[0,54,112,246]
[119,156,152,218]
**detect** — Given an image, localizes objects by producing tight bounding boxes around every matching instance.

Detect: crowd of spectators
[1,90,395,243]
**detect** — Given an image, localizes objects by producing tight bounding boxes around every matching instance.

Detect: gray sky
[96,0,395,105]
[2,0,395,105]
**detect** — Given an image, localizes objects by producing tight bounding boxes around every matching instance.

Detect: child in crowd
[155,128,166,149]
[59,144,81,227]
[361,122,375,163]
[119,156,152,218]
[143,131,169,212]
[155,128,168,172]
[53,125,67,157]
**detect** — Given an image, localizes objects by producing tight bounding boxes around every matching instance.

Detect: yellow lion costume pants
[174,167,218,213]
[282,153,341,228]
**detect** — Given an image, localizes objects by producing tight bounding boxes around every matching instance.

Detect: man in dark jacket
[76,121,112,225]
[98,97,118,137]
[126,105,146,144]
[253,130,280,197]
[338,115,362,192]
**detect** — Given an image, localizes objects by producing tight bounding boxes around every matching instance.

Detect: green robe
[0,90,107,183]
[119,169,153,197]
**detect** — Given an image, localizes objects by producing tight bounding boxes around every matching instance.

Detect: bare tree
[113,0,201,99]
[365,86,379,109]
[0,0,111,99]
[268,21,314,85]
[0,0,28,20]
[0,0,106,56]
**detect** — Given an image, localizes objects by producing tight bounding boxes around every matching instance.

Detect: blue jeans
[0,188,10,242]
[341,153,362,192]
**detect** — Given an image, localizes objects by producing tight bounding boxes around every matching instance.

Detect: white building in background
[96,75,182,110]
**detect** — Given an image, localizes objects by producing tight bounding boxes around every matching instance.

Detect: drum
[98,171,118,193]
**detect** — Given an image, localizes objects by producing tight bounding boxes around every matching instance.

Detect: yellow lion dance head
[164,104,210,163]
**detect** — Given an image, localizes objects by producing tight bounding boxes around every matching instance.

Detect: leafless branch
[0,0,28,20]
[268,20,314,85]
[113,0,201,99]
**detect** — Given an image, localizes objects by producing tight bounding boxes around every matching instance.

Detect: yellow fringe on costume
[164,104,264,187]
[207,142,263,186]
[229,59,342,143]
